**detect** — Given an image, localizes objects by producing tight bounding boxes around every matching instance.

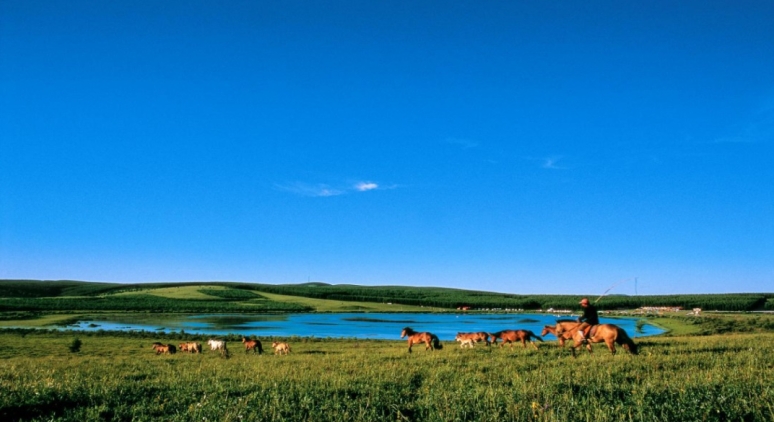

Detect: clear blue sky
[2,1,772,295]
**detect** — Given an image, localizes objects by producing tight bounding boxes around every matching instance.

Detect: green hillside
[1,279,772,312]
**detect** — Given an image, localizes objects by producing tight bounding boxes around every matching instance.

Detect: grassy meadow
[2,280,774,421]
[1,330,773,421]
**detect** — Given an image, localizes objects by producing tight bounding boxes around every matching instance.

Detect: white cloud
[276,180,387,197]
[354,182,378,191]
[274,182,345,197]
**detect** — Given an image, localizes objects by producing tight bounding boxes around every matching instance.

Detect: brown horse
[152,343,176,355]
[456,331,491,346]
[179,342,201,353]
[568,324,638,357]
[242,337,263,354]
[541,320,578,348]
[271,341,291,355]
[455,334,475,348]
[400,327,443,353]
[489,330,543,349]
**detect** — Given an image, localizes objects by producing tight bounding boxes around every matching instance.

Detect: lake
[63,312,664,340]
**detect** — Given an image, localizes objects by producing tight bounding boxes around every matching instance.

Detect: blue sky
[1,1,772,295]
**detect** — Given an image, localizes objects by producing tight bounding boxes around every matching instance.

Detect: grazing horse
[455,334,475,348]
[489,330,543,349]
[152,343,176,355]
[207,339,226,351]
[456,331,491,346]
[242,337,263,354]
[179,342,201,353]
[568,324,638,357]
[400,327,443,353]
[207,339,229,357]
[271,341,290,355]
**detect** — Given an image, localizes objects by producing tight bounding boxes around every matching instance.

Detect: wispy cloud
[274,182,345,197]
[354,181,378,192]
[541,156,567,170]
[276,180,386,197]
[444,138,479,149]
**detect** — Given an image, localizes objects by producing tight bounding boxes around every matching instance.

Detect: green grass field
[1,330,772,421]
[255,291,442,312]
[2,281,774,421]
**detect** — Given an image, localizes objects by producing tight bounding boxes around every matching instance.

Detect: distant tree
[68,338,82,353]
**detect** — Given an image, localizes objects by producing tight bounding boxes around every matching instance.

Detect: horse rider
[576,297,599,343]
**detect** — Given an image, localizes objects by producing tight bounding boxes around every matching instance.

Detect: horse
[400,327,443,353]
[455,334,475,348]
[489,330,543,349]
[568,324,638,357]
[207,339,229,357]
[179,342,201,353]
[541,321,578,348]
[271,341,290,355]
[207,339,227,352]
[456,331,491,346]
[152,343,176,355]
[242,337,263,354]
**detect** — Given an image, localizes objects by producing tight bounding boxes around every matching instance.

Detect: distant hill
[1,279,772,312]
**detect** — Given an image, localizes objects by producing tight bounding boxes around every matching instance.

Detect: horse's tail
[432,335,443,350]
[257,341,264,354]
[528,330,544,342]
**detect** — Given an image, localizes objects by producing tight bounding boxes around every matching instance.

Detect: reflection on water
[58,313,665,340]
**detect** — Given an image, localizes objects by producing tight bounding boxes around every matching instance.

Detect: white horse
[207,339,227,352]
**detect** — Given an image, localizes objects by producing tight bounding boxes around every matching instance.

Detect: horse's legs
[605,339,616,355]
[407,340,413,353]
[530,340,539,350]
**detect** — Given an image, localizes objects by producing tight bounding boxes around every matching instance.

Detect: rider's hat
[579,298,590,305]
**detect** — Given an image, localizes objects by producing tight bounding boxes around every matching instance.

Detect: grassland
[1,329,772,421]
[3,280,774,420]
[255,291,442,312]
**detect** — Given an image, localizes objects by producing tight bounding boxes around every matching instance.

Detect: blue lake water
[65,313,664,340]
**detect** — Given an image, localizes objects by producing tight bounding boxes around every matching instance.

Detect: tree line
[1,279,771,312]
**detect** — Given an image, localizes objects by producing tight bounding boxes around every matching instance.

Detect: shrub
[68,337,82,353]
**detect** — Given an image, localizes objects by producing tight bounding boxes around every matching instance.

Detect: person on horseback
[576,298,599,343]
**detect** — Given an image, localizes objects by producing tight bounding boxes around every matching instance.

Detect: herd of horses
[151,320,637,358]
[151,337,291,356]
[402,320,638,357]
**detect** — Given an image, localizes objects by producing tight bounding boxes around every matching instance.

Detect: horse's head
[241,337,247,343]
[541,326,552,337]
[400,327,413,338]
